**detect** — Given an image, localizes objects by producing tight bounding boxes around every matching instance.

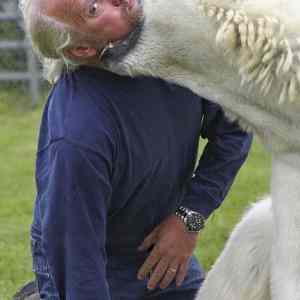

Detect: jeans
[31,238,203,300]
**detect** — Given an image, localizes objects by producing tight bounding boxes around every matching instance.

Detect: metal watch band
[175,206,206,232]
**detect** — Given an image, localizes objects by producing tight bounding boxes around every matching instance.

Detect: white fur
[196,197,272,300]
[103,1,300,299]
[270,154,300,300]
[107,0,300,153]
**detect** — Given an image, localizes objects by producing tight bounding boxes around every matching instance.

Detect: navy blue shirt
[31,67,252,300]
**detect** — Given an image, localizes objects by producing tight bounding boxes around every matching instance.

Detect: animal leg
[195,197,272,300]
[271,154,300,300]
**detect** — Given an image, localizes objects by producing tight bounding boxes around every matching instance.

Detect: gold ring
[169,268,177,273]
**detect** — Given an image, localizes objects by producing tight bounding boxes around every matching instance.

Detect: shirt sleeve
[182,99,253,218]
[41,138,113,300]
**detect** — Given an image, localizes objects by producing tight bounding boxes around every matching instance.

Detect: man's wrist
[175,206,206,233]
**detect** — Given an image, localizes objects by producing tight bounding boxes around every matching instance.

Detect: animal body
[101,0,300,299]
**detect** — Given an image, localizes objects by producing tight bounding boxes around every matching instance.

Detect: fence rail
[0,40,27,49]
[0,72,32,80]
[0,4,41,106]
[0,13,19,21]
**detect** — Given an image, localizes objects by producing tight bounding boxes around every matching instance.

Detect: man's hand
[137,214,199,290]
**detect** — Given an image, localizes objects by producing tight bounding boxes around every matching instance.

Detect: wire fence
[0,0,41,106]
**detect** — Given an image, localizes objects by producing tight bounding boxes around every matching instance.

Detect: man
[20,0,252,299]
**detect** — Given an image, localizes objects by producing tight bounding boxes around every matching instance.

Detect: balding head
[21,0,91,60]
[20,0,143,82]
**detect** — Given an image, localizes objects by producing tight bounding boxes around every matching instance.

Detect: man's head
[21,0,143,67]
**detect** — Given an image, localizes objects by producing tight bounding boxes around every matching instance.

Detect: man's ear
[67,46,97,60]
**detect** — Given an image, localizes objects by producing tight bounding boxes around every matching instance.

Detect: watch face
[186,212,204,232]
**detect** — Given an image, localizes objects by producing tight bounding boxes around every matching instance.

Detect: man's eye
[87,0,102,17]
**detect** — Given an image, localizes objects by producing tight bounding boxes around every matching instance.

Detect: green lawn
[0,89,43,300]
[0,89,271,300]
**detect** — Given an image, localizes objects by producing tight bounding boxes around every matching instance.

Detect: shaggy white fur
[196,197,272,300]
[198,2,300,104]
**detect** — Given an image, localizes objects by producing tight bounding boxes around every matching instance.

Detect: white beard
[103,0,300,299]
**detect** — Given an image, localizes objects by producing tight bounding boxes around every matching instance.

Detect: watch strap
[175,206,206,232]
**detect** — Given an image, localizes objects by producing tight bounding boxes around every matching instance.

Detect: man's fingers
[176,260,189,287]
[137,247,161,280]
[147,257,169,290]
[138,227,158,251]
[159,262,179,289]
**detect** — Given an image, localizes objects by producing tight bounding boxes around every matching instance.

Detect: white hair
[19,0,98,83]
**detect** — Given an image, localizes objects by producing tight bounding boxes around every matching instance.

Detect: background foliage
[0,90,42,299]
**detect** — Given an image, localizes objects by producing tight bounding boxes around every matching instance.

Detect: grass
[0,88,271,299]
[0,88,43,300]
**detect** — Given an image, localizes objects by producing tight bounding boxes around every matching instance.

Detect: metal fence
[0,0,40,106]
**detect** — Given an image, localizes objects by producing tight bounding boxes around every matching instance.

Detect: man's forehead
[40,0,80,24]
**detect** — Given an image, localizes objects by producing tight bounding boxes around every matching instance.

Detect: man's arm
[41,139,113,300]
[182,99,253,217]
[138,99,252,289]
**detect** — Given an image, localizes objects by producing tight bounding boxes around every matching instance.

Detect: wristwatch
[175,206,206,233]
